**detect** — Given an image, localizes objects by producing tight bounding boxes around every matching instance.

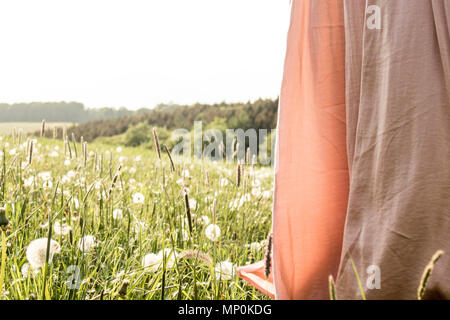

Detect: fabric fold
[337,0,450,299]
[237,0,349,300]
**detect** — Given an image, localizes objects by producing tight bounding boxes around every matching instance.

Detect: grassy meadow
[0,131,274,300]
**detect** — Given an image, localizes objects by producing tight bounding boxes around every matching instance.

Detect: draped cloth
[238,0,450,300]
[237,0,349,300]
[337,0,450,299]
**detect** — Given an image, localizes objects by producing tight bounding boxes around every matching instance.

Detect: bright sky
[0,0,290,110]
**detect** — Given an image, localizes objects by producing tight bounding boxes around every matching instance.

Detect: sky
[0,0,291,110]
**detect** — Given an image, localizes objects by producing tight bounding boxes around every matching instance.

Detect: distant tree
[124,122,152,147]
[0,102,137,123]
[39,98,279,143]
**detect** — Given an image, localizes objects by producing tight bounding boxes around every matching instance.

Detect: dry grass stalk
[28,139,34,165]
[71,133,78,158]
[40,119,46,138]
[236,162,241,187]
[184,190,193,235]
[178,249,213,266]
[163,144,175,172]
[264,231,273,279]
[152,127,161,160]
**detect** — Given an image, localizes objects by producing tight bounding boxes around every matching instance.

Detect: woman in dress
[238,0,450,300]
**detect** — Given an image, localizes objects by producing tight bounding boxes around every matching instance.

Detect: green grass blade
[0,232,6,299]
[348,253,366,300]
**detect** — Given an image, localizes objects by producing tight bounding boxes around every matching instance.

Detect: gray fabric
[337,0,450,299]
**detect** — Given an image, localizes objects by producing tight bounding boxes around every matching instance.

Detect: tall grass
[0,133,273,300]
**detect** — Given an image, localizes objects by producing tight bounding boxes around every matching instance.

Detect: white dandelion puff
[119,156,127,163]
[38,171,52,181]
[26,238,61,269]
[113,208,123,220]
[21,263,40,278]
[24,176,34,187]
[251,187,262,197]
[42,180,53,189]
[53,221,71,236]
[157,249,176,268]
[215,260,235,281]
[142,253,161,272]
[78,235,97,252]
[72,198,80,209]
[134,220,146,234]
[205,224,221,241]
[142,249,176,272]
[189,198,197,210]
[246,242,263,252]
[200,215,210,225]
[132,192,145,204]
[262,190,272,199]
[219,178,229,187]
[251,179,261,188]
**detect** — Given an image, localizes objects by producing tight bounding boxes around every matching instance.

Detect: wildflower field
[0,132,274,300]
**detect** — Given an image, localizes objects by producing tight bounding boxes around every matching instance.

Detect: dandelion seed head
[215,261,235,281]
[189,199,197,210]
[132,192,145,204]
[72,198,80,209]
[26,238,61,269]
[21,263,40,278]
[38,171,52,181]
[142,249,176,272]
[200,215,210,225]
[219,178,229,187]
[42,180,53,189]
[262,190,272,199]
[24,176,34,187]
[78,235,97,252]
[113,208,123,220]
[53,221,72,236]
[142,253,160,272]
[205,224,221,241]
[251,187,262,197]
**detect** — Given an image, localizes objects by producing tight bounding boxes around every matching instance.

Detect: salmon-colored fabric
[237,0,349,300]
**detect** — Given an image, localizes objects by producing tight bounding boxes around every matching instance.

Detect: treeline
[42,98,279,142]
[0,102,137,122]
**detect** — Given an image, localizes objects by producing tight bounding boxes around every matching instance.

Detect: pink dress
[238,0,450,300]
[237,0,349,299]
